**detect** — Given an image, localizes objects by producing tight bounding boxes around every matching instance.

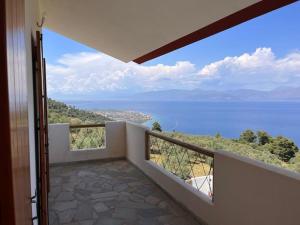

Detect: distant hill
[129,87,300,101]
[48,98,111,124]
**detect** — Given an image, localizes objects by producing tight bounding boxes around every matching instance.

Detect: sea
[66,100,300,146]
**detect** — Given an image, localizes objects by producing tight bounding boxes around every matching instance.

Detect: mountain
[128,87,300,101]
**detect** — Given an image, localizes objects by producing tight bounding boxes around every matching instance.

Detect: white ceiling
[40,0,260,62]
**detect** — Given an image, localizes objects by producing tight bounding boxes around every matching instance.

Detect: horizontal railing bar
[69,123,105,129]
[146,130,215,157]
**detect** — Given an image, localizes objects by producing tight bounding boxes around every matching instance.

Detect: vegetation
[150,144,212,180]
[290,153,300,172]
[152,121,162,132]
[264,136,298,162]
[257,130,271,145]
[162,130,300,173]
[239,129,257,143]
[215,132,221,139]
[70,127,105,150]
[237,129,298,163]
[48,98,111,125]
[48,98,110,150]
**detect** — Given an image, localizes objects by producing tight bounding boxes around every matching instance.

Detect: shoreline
[95,110,152,124]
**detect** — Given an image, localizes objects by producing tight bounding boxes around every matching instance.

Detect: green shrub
[152,121,162,132]
[239,129,257,143]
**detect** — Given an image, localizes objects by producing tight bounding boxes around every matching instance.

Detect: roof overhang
[39,0,297,63]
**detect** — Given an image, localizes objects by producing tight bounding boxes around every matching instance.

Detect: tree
[215,132,221,139]
[290,152,300,173]
[152,121,162,132]
[265,136,298,162]
[239,129,257,143]
[257,130,271,145]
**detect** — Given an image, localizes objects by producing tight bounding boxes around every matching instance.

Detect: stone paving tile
[49,160,203,225]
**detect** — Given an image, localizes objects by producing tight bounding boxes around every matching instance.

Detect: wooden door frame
[0,0,16,224]
[0,0,32,225]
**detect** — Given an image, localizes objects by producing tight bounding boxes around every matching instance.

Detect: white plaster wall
[125,122,300,225]
[49,121,126,164]
[25,0,41,223]
[213,150,300,225]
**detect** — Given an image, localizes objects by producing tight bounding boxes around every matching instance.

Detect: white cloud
[198,48,300,90]
[47,48,300,97]
[47,52,197,95]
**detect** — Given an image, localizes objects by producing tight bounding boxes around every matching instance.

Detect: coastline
[69,100,300,146]
[95,110,152,124]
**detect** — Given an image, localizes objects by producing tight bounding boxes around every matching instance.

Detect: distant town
[95,110,151,123]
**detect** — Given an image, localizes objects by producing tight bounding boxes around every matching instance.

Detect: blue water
[66,100,300,146]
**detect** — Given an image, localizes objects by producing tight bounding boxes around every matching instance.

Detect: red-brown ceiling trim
[133,0,297,64]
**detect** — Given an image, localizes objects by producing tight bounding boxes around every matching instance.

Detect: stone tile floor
[49,160,202,225]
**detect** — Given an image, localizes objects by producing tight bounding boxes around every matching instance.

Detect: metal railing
[69,124,106,150]
[145,130,215,199]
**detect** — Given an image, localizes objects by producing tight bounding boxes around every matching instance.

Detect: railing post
[145,130,150,160]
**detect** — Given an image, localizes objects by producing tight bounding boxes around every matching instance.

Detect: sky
[44,2,300,100]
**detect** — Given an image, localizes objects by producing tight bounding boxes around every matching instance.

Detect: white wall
[213,151,300,225]
[49,121,126,164]
[125,122,300,225]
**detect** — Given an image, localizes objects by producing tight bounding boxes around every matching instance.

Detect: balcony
[48,122,300,225]
[49,160,200,225]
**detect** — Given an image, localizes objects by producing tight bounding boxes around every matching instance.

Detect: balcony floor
[49,160,201,225]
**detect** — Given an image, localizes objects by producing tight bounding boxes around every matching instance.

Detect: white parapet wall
[48,121,126,164]
[213,150,300,225]
[125,122,300,225]
[49,121,300,225]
